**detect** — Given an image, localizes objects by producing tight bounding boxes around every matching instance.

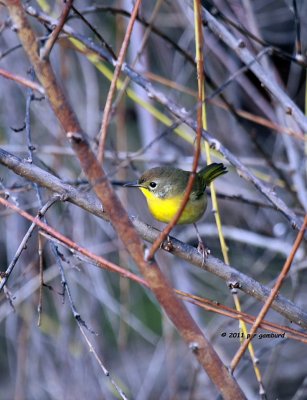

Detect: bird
[125,162,227,256]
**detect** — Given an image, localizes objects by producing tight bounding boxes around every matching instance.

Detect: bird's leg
[193,223,210,261]
[160,235,173,252]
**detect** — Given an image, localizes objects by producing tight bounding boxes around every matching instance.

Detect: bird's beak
[124,181,142,188]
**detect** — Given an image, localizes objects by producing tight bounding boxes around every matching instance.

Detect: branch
[97,0,142,162]
[40,0,74,60]
[0,67,44,94]
[0,148,306,328]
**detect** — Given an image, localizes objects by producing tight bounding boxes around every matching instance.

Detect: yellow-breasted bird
[125,163,227,255]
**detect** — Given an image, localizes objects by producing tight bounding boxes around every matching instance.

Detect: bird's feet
[197,239,210,258]
[194,223,210,265]
[160,235,174,252]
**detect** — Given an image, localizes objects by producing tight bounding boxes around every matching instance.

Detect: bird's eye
[149,181,157,189]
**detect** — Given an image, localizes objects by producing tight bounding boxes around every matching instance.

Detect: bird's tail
[199,163,227,185]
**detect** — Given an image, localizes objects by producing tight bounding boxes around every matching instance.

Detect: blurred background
[0,0,306,399]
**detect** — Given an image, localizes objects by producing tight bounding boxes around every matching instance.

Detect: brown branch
[0,67,44,94]
[4,1,245,397]
[97,0,142,163]
[0,196,146,287]
[230,214,307,372]
[40,0,74,60]
[179,290,307,344]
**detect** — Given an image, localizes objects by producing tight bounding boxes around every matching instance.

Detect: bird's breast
[140,188,207,224]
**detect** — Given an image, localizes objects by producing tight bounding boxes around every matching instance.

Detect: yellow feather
[140,188,207,224]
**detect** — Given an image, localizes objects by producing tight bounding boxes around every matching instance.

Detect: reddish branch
[40,0,74,60]
[230,214,307,372]
[0,196,146,287]
[97,0,142,163]
[0,67,44,94]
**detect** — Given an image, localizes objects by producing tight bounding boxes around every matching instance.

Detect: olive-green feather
[198,163,227,186]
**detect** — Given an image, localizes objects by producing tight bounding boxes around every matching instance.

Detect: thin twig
[292,0,302,57]
[0,67,44,94]
[77,323,129,400]
[37,233,43,326]
[0,196,60,292]
[230,214,307,372]
[112,0,164,109]
[207,47,272,101]
[40,0,74,60]
[71,4,117,60]
[97,0,142,163]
